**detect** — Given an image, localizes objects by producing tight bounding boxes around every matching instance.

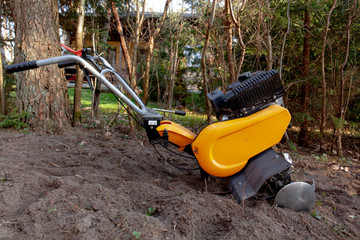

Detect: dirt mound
[0,127,359,239]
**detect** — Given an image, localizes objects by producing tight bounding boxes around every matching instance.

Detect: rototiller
[5,45,315,212]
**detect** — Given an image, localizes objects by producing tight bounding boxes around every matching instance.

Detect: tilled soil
[0,127,359,239]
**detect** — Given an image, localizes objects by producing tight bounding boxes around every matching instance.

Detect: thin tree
[201,0,217,119]
[10,0,70,129]
[298,0,311,146]
[263,0,273,70]
[129,0,146,91]
[142,0,171,104]
[0,0,5,116]
[92,3,112,120]
[279,1,291,81]
[0,48,5,115]
[336,0,359,157]
[320,0,337,150]
[167,14,184,110]
[126,0,146,131]
[111,1,132,77]
[111,1,138,131]
[224,0,236,84]
[228,0,248,77]
[73,0,85,125]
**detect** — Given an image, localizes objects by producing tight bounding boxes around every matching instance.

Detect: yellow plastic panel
[157,121,196,151]
[191,105,291,177]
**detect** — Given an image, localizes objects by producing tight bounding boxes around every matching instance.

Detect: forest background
[0,0,359,158]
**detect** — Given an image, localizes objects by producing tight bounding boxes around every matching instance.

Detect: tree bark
[73,0,85,126]
[202,0,217,119]
[11,0,70,130]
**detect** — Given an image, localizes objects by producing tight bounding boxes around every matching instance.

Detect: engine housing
[207,70,284,120]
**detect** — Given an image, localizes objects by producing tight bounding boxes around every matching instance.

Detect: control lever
[154,109,186,116]
[82,68,94,91]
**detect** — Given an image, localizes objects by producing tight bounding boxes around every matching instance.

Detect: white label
[148,120,157,126]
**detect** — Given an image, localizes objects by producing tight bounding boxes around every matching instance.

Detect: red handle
[60,43,82,57]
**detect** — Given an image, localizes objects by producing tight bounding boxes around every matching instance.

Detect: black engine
[207,70,284,120]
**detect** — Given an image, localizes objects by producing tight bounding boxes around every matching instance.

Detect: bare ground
[0,126,359,240]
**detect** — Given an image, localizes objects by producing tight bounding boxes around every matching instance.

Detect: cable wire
[152,143,199,171]
[194,111,214,133]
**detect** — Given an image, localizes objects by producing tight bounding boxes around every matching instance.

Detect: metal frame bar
[36,55,150,117]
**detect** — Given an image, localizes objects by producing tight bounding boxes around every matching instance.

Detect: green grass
[68,88,127,122]
[68,89,211,129]
[68,89,119,110]
[4,88,213,130]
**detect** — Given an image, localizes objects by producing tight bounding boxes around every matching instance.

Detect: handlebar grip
[57,61,78,68]
[174,110,186,116]
[5,61,38,73]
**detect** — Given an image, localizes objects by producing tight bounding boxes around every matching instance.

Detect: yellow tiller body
[191,105,291,177]
[156,120,196,151]
[157,105,290,177]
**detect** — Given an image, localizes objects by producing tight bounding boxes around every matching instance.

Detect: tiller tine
[274,181,316,212]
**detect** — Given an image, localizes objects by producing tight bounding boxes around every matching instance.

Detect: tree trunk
[225,0,236,84]
[142,0,171,104]
[0,48,5,116]
[73,0,85,126]
[92,6,112,120]
[264,0,273,71]
[235,29,246,77]
[142,35,154,105]
[202,0,217,119]
[279,2,291,80]
[227,0,248,77]
[320,0,336,150]
[156,63,161,103]
[265,32,273,70]
[298,0,311,146]
[336,0,358,157]
[126,0,145,131]
[11,0,70,130]
[111,1,132,77]
[0,1,5,116]
[130,0,145,87]
[167,17,183,110]
[214,34,227,89]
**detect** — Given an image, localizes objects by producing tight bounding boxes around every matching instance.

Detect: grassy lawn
[68,89,211,129]
[68,89,119,110]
